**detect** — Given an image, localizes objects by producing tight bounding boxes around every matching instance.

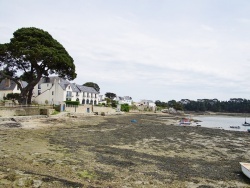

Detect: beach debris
[131,119,137,123]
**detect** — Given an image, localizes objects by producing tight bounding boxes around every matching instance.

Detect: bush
[65,101,80,106]
[121,104,130,112]
[111,100,117,108]
[4,93,20,101]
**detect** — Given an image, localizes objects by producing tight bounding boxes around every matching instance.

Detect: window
[38,84,41,89]
[66,91,71,97]
[38,90,41,95]
[52,91,54,95]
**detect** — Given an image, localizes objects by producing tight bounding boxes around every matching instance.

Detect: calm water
[192,115,250,132]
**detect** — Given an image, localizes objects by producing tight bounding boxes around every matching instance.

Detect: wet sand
[0,113,250,187]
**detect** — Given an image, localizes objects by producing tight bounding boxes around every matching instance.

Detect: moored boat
[240,162,250,178]
[242,118,250,126]
[179,118,191,125]
[242,122,250,126]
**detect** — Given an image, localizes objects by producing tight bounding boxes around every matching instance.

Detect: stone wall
[65,105,116,115]
[0,107,53,117]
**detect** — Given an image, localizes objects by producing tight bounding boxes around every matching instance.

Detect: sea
[192,115,250,132]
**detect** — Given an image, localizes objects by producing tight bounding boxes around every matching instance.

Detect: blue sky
[1,0,250,102]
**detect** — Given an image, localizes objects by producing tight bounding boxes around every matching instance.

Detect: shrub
[65,101,80,106]
[4,93,21,101]
[121,104,130,112]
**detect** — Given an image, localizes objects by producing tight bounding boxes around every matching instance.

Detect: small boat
[242,118,250,126]
[179,118,191,125]
[240,162,250,178]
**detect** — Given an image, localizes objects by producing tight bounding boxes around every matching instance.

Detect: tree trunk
[19,91,28,105]
[27,88,33,105]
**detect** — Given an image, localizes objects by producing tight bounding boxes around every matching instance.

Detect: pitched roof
[124,96,132,100]
[76,85,99,94]
[0,79,27,90]
[70,83,81,92]
[38,76,99,93]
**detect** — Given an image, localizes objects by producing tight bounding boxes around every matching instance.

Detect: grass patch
[51,110,60,115]
[77,170,95,179]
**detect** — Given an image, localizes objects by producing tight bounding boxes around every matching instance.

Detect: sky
[1,0,250,102]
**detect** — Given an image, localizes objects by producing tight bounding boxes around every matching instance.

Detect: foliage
[65,101,80,106]
[182,99,250,113]
[130,104,138,110]
[83,82,100,92]
[121,104,130,112]
[156,100,183,111]
[105,92,116,100]
[4,93,20,101]
[51,110,60,115]
[0,27,76,104]
[105,98,111,104]
[155,100,168,108]
[111,100,117,108]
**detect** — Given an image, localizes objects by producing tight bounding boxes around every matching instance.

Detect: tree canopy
[105,92,116,100]
[83,82,100,92]
[0,27,77,104]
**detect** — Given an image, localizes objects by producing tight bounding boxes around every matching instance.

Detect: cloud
[201,24,214,32]
[1,0,250,101]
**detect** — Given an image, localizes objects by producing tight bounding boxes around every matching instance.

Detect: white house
[32,76,99,105]
[0,78,27,100]
[139,99,156,111]
[115,96,133,105]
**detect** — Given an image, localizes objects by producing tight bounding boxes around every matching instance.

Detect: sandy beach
[0,113,250,188]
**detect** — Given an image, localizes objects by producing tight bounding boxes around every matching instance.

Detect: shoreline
[0,113,250,187]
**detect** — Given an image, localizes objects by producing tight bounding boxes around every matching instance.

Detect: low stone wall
[65,105,116,115]
[93,106,116,114]
[0,107,53,117]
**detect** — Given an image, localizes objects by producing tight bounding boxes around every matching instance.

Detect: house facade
[115,96,133,105]
[0,79,27,100]
[32,76,99,105]
[137,99,156,111]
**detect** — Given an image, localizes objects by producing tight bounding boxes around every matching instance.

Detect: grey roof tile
[76,85,99,94]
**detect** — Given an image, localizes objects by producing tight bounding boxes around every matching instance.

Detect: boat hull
[240,162,250,178]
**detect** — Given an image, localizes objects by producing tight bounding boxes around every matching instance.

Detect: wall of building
[33,82,65,105]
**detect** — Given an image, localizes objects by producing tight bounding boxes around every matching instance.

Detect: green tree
[0,27,76,104]
[105,92,116,100]
[83,82,100,92]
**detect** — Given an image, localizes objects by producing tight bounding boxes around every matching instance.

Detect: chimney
[5,78,10,88]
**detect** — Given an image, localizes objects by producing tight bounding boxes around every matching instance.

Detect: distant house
[115,96,133,105]
[32,76,99,105]
[0,78,27,100]
[138,99,156,111]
